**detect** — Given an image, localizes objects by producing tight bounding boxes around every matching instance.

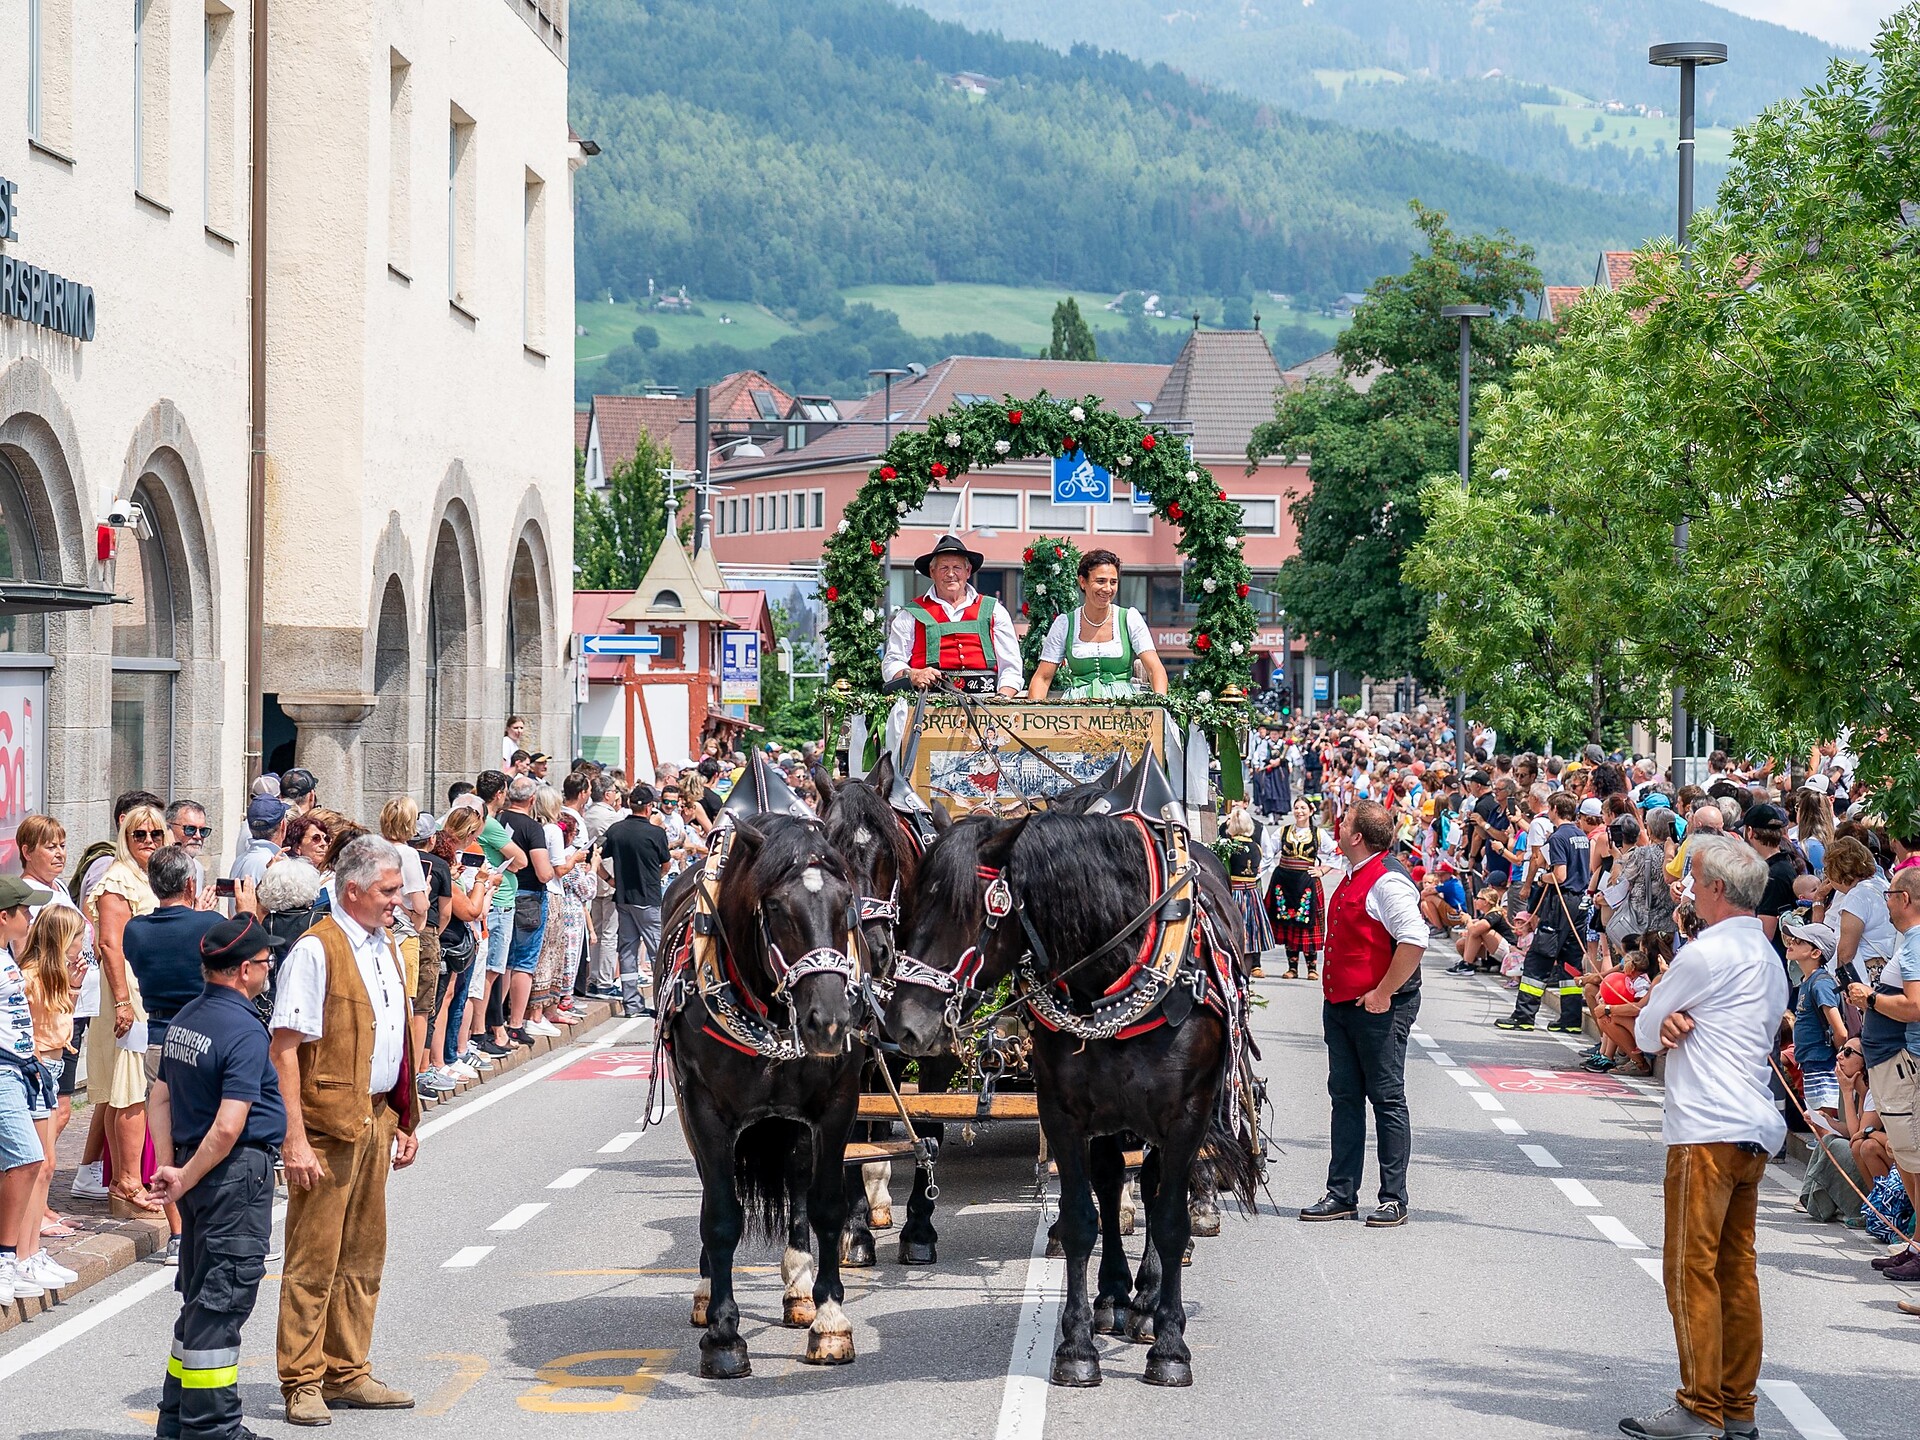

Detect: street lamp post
[1441,302,1492,775]
[1650,39,1728,789]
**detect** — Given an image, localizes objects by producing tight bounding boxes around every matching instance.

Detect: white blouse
[1037,607,1156,666]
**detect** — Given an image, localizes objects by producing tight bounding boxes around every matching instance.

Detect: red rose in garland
[1141,434,1156,451]
[1022,547,1035,563]
[826,586,839,601]
[1236,582,1250,598]
[870,541,884,556]
[1193,634,1212,653]
[1062,436,1078,452]
[1053,546,1064,559]
[1218,489,1228,501]
[1021,602,1030,616]
[1008,409,1023,425]
[930,461,947,478]
[879,465,896,480]
[1167,502,1184,521]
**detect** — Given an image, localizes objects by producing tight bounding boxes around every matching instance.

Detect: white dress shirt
[1635,914,1788,1150]
[881,585,1023,693]
[271,904,407,1095]
[1364,864,1430,949]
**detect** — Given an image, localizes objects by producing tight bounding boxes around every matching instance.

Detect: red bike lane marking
[1469,1064,1636,1099]
[547,1049,667,1082]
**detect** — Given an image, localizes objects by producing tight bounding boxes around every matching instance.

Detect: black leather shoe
[1364,1201,1408,1228]
[1297,1194,1357,1222]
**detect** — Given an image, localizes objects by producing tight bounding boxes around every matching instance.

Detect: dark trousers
[1513,889,1587,1027]
[1322,989,1420,1208]
[159,1145,274,1439]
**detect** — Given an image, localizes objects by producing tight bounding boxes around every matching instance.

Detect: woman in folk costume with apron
[1267,797,1337,980]
[1027,550,1168,701]
[1222,805,1276,977]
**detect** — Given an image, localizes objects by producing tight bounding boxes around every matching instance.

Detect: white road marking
[1551,1178,1601,1207]
[1469,1092,1505,1112]
[994,1201,1063,1440]
[443,1246,495,1268]
[1588,1215,1648,1250]
[1411,1033,1438,1049]
[1491,1116,1527,1135]
[1428,1051,1457,1067]
[549,1168,597,1190]
[1517,1144,1561,1169]
[1633,1256,1664,1283]
[417,1015,647,1140]
[1759,1378,1848,1439]
[958,1202,1041,1216]
[1446,1069,1482,1088]
[599,1132,643,1154]
[490,1202,550,1231]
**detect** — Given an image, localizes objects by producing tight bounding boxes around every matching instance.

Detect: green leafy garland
[1018,536,1081,675]
[819,392,1256,700]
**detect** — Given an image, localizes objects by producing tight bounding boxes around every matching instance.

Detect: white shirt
[1830,877,1897,961]
[1036,606,1156,666]
[881,586,1023,693]
[1634,915,1788,1150]
[390,844,429,939]
[1362,861,1429,949]
[271,904,407,1096]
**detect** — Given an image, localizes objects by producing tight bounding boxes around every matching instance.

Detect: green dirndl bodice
[1060,606,1140,700]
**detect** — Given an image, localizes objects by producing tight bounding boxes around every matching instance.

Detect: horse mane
[1005,812,1153,997]
[899,811,1010,960]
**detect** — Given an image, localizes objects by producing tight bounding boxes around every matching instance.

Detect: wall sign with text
[0,175,97,342]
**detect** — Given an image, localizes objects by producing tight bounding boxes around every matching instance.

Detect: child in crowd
[1585,945,1659,1074]
[1447,886,1517,976]
[1419,861,1468,936]
[1781,916,1849,1125]
[15,907,89,1291]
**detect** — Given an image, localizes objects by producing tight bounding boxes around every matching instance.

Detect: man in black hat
[880,534,1023,696]
[146,916,287,1440]
[1742,801,1798,963]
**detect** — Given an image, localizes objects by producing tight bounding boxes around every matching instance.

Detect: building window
[0,459,46,655]
[1234,497,1279,535]
[28,0,73,153]
[523,169,547,345]
[902,492,961,529]
[970,492,1019,530]
[780,493,790,530]
[135,0,172,205]
[388,51,412,269]
[754,495,764,532]
[1027,494,1087,531]
[1147,573,1196,626]
[109,484,182,800]
[811,491,824,528]
[203,3,236,233]
[27,0,42,139]
[448,105,477,307]
[1094,502,1150,534]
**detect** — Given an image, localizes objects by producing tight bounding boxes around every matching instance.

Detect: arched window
[108,481,181,798]
[0,456,46,653]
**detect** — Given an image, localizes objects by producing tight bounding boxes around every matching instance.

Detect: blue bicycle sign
[1051,452,1112,505]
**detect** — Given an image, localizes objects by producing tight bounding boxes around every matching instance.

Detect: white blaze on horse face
[803,866,825,894]
[782,1244,815,1298]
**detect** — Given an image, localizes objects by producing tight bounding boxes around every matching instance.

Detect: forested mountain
[902,0,1861,199]
[570,0,1660,321]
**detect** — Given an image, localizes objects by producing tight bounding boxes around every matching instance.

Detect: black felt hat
[913,533,984,577]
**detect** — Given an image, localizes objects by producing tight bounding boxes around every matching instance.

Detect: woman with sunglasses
[16,816,90,1236]
[83,804,166,1212]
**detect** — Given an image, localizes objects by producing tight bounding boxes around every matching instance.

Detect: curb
[0,1000,630,1338]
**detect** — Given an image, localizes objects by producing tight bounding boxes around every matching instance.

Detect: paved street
[2,951,1911,1440]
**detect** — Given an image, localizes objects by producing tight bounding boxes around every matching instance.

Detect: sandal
[1283,967,1298,980]
[40,1219,79,1238]
[111,1182,164,1214]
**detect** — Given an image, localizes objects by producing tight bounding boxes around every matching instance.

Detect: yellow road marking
[422,1352,489,1417]
[517,1349,674,1413]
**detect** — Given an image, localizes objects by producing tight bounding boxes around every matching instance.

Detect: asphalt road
[2,952,1912,1440]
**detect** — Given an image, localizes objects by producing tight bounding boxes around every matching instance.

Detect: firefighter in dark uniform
[147,916,288,1440]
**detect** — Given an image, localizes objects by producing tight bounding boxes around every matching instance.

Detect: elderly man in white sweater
[1623,834,1786,1440]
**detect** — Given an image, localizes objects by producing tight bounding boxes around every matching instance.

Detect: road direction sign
[579,634,662,657]
[721,630,760,704]
[1051,452,1111,506]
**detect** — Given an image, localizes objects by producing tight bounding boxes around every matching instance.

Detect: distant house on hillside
[946,71,996,95]
[1330,292,1369,318]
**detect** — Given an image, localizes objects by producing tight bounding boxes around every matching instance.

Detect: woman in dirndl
[1266,797,1333,979]
[1223,806,1275,976]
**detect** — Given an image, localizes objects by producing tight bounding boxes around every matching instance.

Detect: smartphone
[214,877,236,898]
[461,850,484,867]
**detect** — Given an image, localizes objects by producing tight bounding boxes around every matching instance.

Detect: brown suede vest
[294,916,386,1143]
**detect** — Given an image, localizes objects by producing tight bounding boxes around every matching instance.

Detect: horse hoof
[1092,1299,1128,1336]
[1189,1207,1221,1239]
[840,1231,877,1269]
[1118,1210,1137,1237]
[802,1331,856,1366]
[690,1298,710,1328]
[1142,1354,1193,1388]
[1124,1310,1156,1345]
[1182,1240,1194,1268]
[1044,1228,1065,1259]
[898,1239,937,1266]
[869,1206,893,1230]
[783,1295,817,1328]
[1050,1354,1102,1388]
[699,1341,751,1380]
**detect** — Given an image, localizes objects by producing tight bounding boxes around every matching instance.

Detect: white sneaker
[0,1255,45,1299]
[24,1251,77,1287]
[525,1019,562,1037]
[447,1062,479,1082]
[70,1161,109,1200]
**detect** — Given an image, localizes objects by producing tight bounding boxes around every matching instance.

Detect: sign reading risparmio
[0,176,98,342]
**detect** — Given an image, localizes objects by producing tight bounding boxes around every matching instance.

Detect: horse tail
[734,1117,805,1244]
[1202,1095,1262,1217]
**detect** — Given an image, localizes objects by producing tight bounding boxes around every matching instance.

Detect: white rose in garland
[993,439,1011,455]
[1202,577,1217,594]
[1069,405,1085,422]
[946,432,962,448]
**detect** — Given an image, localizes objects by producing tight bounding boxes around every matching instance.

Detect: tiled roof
[608,528,729,625]
[574,408,591,455]
[718,589,774,647]
[1280,347,1381,395]
[1595,251,1639,291]
[1152,329,1285,458]
[1537,285,1588,322]
[573,589,636,681]
[589,371,796,474]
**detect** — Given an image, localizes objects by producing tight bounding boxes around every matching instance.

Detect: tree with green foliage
[1247,203,1551,685]
[1044,298,1099,361]
[751,602,825,749]
[574,429,674,589]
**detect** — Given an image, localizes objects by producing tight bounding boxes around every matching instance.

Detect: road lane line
[1446,1069,1482,1088]
[443,1246,495,1268]
[1517,1144,1561,1169]
[490,1203,550,1231]
[418,1015,646,1140]
[994,1203,1062,1440]
[1411,1033,1438,1049]
[1759,1378,1848,1439]
[599,1132,643,1154]
[1469,1092,1505,1111]
[1551,1178,1600,1207]
[549,1168,597,1189]
[1491,1116,1527,1135]
[1428,1051,1457,1067]
[1633,1256,1664,1283]
[1588,1215,1647,1250]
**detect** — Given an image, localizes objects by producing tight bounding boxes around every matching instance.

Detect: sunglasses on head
[129,828,165,843]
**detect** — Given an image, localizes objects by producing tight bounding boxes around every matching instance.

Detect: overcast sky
[1709,0,1900,49]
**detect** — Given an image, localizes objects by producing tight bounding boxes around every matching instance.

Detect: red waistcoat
[1322,850,1396,1005]
[906,593,997,672]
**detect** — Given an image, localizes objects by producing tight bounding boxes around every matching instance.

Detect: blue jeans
[484,908,513,974]
[442,959,483,1065]
[507,893,549,975]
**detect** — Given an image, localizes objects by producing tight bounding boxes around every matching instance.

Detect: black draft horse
[659,810,867,1378]
[887,778,1258,1388]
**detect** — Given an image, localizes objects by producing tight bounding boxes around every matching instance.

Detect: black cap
[1741,802,1788,830]
[199,915,287,969]
[280,768,317,801]
[1467,770,1492,787]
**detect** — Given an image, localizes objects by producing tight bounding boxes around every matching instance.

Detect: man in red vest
[881,535,1023,696]
[1298,798,1429,1228]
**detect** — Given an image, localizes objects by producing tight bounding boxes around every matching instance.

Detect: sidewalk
[1,999,628,1337]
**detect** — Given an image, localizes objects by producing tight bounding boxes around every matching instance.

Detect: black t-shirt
[1473,794,1512,875]
[604,815,672,907]
[124,905,227,1040]
[419,849,452,928]
[1757,850,1798,962]
[1486,913,1518,946]
[1547,822,1592,893]
[501,809,548,883]
[159,984,286,1150]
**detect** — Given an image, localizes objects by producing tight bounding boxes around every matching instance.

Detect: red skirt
[1267,862,1324,954]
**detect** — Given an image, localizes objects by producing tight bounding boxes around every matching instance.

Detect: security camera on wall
[103,500,153,542]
